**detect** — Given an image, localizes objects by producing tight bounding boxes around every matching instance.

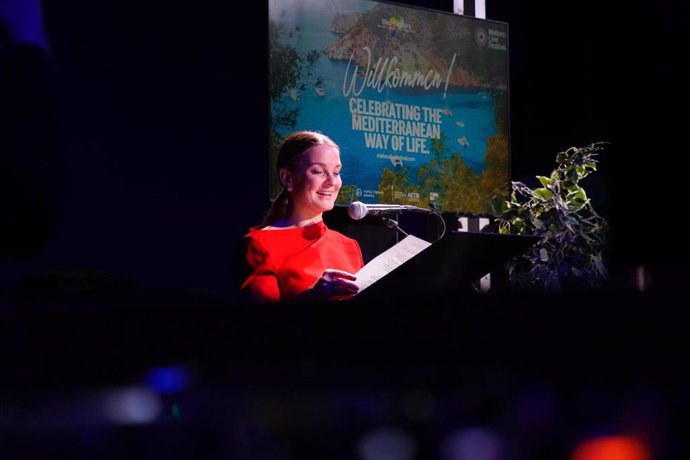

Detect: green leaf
[537,175,553,188]
[567,187,588,210]
[533,188,554,201]
[563,179,576,190]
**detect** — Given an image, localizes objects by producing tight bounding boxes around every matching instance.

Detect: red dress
[239,221,364,302]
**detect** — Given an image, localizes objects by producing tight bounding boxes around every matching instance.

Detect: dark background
[1,0,689,459]
[2,0,688,297]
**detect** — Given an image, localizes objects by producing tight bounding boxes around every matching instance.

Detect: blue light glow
[145,365,189,394]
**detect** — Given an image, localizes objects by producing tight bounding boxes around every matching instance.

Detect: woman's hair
[260,130,339,226]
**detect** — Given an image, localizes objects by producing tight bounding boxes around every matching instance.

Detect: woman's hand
[308,268,359,300]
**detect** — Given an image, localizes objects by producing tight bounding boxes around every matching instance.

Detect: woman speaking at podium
[237,131,364,302]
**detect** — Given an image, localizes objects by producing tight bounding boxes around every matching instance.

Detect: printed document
[354,234,432,293]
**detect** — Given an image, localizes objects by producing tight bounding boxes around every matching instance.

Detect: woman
[238,131,364,302]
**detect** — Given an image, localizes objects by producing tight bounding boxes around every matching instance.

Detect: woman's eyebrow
[309,162,342,168]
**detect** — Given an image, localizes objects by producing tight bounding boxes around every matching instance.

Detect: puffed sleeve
[239,235,281,302]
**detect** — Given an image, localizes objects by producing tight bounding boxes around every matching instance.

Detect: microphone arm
[429,202,446,242]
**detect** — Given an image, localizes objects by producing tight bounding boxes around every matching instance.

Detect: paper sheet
[354,234,432,293]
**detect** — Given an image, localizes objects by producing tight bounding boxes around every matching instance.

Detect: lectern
[355,231,540,301]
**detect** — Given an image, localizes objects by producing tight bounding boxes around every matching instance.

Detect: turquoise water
[271,0,502,199]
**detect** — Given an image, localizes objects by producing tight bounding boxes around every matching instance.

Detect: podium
[354,231,540,301]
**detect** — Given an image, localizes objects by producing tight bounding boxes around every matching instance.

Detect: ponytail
[259,189,289,228]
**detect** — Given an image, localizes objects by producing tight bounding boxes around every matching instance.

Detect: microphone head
[347,201,368,220]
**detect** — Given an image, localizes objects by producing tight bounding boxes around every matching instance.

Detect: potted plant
[487,142,610,291]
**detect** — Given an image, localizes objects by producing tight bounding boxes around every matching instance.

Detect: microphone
[347,201,432,220]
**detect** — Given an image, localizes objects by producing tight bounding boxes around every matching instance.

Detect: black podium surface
[355,231,540,301]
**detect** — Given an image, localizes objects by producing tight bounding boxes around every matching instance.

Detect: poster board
[268,0,510,214]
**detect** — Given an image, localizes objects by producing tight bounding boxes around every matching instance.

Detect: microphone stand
[376,203,445,243]
[378,214,408,242]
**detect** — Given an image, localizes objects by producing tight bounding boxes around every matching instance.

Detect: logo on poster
[475,27,487,46]
[379,15,413,37]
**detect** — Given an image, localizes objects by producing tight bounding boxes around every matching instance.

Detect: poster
[269,0,510,214]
